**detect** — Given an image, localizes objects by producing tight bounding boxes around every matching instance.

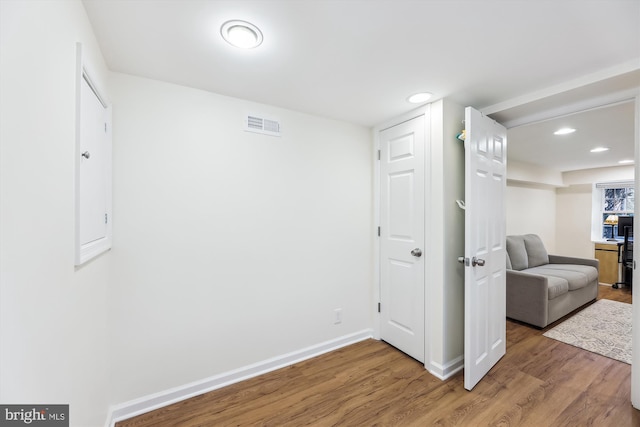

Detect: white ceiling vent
[244,114,281,137]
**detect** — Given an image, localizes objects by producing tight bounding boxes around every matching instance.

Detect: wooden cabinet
[594,243,620,285]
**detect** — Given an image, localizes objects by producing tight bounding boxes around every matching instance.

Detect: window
[603,187,634,212]
[602,187,634,238]
[592,181,634,240]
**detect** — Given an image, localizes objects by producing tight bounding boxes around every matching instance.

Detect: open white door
[463,106,507,390]
[379,115,426,363]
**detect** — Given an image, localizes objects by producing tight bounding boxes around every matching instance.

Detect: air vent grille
[247,116,263,130]
[263,119,280,133]
[245,114,281,137]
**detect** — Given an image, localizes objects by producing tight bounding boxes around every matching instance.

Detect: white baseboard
[426,354,464,380]
[105,329,374,427]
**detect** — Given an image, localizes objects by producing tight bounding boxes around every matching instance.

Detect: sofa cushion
[538,264,599,286]
[506,251,512,270]
[523,234,550,268]
[507,235,528,271]
[524,265,596,291]
[545,276,570,300]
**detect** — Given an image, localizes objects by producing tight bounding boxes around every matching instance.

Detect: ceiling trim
[498,89,638,129]
[480,60,640,117]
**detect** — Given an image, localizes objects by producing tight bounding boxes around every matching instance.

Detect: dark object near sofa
[506,234,599,328]
[613,226,633,289]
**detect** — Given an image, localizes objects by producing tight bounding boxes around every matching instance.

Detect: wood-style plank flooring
[117,285,636,426]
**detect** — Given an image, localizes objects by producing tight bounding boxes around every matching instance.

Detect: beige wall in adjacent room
[507,163,634,258]
[555,184,594,258]
[506,182,557,252]
[557,166,635,258]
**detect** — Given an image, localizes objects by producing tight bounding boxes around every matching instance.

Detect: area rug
[543,299,632,364]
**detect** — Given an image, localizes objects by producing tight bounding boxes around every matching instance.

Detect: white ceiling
[82,0,640,172]
[507,100,635,172]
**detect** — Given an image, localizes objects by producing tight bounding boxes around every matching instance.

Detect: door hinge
[378,302,381,313]
[105,213,108,224]
[377,150,381,160]
[105,122,107,133]
[377,226,380,237]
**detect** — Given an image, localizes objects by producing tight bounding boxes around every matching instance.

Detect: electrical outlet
[333,308,342,324]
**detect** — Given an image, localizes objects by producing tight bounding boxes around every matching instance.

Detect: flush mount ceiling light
[221,20,263,49]
[590,147,609,153]
[554,127,576,135]
[407,92,433,104]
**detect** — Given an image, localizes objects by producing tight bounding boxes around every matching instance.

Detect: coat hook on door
[456,200,466,210]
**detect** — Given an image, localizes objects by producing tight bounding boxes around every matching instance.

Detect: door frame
[633,92,639,408]
[373,104,432,366]
[75,42,113,266]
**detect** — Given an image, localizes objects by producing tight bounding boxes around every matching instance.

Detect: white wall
[506,182,557,252]
[426,99,465,377]
[0,1,111,426]
[108,73,373,404]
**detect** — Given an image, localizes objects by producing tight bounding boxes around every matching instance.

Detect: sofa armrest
[506,270,549,328]
[548,254,599,270]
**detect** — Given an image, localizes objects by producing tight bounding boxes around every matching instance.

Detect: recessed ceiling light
[554,127,576,135]
[590,147,609,153]
[619,159,634,164]
[407,92,433,104]
[221,20,263,49]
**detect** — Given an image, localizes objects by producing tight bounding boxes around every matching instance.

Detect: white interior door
[463,106,507,390]
[379,115,425,362]
[79,75,109,246]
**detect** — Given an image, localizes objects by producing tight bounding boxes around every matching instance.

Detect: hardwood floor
[117,285,636,426]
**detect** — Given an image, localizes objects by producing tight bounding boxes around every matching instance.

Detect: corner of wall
[426,355,464,381]
[425,98,465,375]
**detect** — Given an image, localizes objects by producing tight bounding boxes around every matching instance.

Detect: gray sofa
[506,234,599,328]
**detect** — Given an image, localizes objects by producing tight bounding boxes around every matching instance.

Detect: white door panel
[379,115,425,362]
[464,106,507,390]
[79,76,108,245]
[75,44,112,266]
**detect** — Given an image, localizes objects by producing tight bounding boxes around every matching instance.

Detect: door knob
[472,257,485,267]
[411,248,422,257]
[81,151,91,159]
